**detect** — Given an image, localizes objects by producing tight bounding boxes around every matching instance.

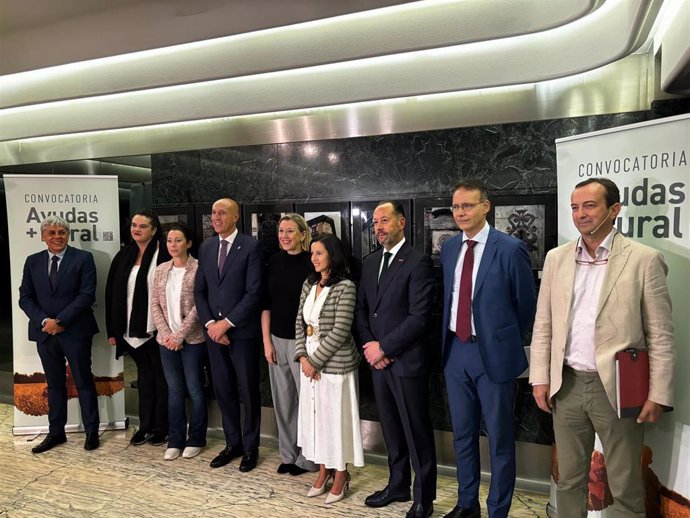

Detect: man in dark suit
[440,180,536,518]
[356,201,437,518]
[19,215,100,453]
[194,197,263,472]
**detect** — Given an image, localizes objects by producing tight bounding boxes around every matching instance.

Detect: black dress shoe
[407,502,434,518]
[239,448,259,472]
[277,462,292,474]
[210,446,244,468]
[130,429,152,446]
[364,486,411,508]
[288,464,309,476]
[443,504,481,518]
[84,432,100,451]
[148,432,167,446]
[32,434,67,454]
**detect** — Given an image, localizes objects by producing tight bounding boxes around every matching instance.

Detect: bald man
[195,198,263,472]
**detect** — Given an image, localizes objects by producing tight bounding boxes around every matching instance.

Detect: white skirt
[297,340,364,471]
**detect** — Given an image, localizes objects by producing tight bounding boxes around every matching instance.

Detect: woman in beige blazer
[151,223,207,461]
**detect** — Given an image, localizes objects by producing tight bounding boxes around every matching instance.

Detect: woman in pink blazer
[151,223,207,461]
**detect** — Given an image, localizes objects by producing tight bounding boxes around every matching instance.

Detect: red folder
[615,348,649,418]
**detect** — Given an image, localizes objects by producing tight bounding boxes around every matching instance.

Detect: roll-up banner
[4,175,126,434]
[555,114,689,515]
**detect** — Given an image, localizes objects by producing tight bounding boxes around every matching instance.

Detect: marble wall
[152,101,688,445]
[153,112,650,206]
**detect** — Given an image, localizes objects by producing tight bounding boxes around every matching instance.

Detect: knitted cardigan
[294,278,359,374]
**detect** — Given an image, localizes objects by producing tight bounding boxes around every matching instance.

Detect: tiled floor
[0,403,549,517]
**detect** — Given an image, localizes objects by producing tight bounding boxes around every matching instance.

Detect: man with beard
[356,200,437,518]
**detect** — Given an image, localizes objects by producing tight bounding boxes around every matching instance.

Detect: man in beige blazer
[530,178,674,518]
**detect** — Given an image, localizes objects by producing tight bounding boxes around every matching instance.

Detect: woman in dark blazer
[105,209,170,446]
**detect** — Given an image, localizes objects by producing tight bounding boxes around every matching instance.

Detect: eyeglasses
[450,201,486,212]
[575,258,609,266]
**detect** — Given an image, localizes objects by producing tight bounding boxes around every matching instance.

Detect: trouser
[553,366,645,518]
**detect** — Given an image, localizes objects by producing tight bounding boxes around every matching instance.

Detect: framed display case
[489,194,557,270]
[295,201,351,257]
[193,202,215,244]
[242,203,295,263]
[413,197,457,267]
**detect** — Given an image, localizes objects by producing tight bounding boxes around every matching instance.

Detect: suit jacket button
[373,313,378,318]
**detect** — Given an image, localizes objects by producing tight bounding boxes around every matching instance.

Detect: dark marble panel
[154,112,655,207]
[152,151,201,204]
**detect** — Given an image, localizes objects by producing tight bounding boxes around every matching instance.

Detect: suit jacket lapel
[375,243,409,306]
[219,235,242,281]
[596,234,630,318]
[445,235,463,294]
[474,229,497,296]
[561,241,577,326]
[50,246,72,292]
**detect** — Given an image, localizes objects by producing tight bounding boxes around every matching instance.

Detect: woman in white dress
[295,233,363,504]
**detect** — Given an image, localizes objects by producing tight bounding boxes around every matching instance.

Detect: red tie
[456,240,477,342]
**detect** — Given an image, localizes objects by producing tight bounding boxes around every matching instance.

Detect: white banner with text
[5,175,125,434]
[556,114,689,513]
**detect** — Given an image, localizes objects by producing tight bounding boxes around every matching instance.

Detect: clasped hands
[41,318,64,335]
[207,319,231,345]
[300,356,321,381]
[363,341,393,370]
[161,336,183,351]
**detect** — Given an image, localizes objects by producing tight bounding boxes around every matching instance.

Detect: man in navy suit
[356,201,436,518]
[440,180,536,518]
[194,197,263,472]
[19,215,100,453]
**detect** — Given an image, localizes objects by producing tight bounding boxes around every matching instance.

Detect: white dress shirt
[379,237,406,278]
[448,221,490,335]
[564,229,616,372]
[218,228,238,265]
[206,228,239,328]
[47,248,67,275]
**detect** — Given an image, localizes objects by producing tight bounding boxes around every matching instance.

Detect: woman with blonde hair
[261,214,316,476]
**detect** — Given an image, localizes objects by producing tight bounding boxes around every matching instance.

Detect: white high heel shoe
[306,470,334,497]
[325,472,350,504]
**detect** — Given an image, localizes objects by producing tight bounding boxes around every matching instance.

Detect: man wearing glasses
[440,180,536,518]
[530,178,675,518]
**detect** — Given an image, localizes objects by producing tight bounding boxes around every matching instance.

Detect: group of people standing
[19,177,675,518]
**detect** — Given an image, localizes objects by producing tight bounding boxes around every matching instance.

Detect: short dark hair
[452,179,489,200]
[307,233,350,287]
[165,223,195,245]
[574,178,620,207]
[375,200,405,218]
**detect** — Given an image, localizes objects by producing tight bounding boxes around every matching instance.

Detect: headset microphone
[589,208,613,235]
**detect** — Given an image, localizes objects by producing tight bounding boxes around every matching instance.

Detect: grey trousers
[553,367,645,518]
[269,334,316,471]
